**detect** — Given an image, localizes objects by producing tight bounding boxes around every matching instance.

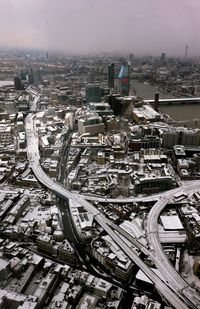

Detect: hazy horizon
[0,0,200,57]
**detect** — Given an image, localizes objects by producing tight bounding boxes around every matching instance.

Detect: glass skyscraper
[118,65,130,96]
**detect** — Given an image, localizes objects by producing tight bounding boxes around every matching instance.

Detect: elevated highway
[25,90,200,308]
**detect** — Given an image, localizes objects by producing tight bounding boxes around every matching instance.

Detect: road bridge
[144,97,200,105]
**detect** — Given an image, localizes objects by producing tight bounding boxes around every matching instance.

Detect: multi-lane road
[25,90,200,308]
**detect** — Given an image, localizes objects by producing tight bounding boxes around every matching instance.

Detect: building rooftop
[160,215,184,230]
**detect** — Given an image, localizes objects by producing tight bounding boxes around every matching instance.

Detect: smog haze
[0,0,200,56]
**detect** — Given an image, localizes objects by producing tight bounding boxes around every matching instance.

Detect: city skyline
[0,0,200,56]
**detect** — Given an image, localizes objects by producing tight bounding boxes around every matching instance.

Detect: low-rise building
[134,175,175,194]
[178,205,200,254]
[37,234,75,263]
[91,237,134,282]
[78,115,105,135]
[133,105,161,124]
[69,200,93,242]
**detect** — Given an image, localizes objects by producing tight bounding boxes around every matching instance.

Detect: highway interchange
[25,89,200,308]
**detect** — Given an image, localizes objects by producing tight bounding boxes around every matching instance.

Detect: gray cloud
[0,0,200,56]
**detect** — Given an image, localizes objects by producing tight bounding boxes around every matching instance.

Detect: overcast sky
[0,0,200,56]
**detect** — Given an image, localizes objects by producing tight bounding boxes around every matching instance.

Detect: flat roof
[160,215,184,230]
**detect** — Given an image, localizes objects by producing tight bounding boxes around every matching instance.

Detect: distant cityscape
[0,48,200,309]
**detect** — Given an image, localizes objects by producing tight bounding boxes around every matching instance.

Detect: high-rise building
[160,53,166,63]
[154,91,159,112]
[33,70,42,84]
[88,72,95,84]
[27,69,34,84]
[14,77,23,90]
[20,71,27,82]
[129,53,134,64]
[105,94,122,116]
[185,45,188,59]
[86,84,101,103]
[118,64,130,96]
[108,63,115,88]
[45,51,49,61]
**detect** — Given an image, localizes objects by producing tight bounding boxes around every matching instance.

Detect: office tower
[118,64,130,96]
[108,63,115,88]
[86,84,101,103]
[185,45,188,59]
[160,53,166,63]
[88,72,95,84]
[27,69,34,84]
[154,91,159,112]
[33,70,42,84]
[105,94,122,116]
[14,76,23,90]
[20,71,27,82]
[45,51,49,61]
[129,53,134,64]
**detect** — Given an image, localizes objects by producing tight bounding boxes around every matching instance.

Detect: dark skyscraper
[108,63,115,89]
[86,84,101,103]
[129,53,134,64]
[28,69,34,84]
[14,76,23,90]
[20,71,27,82]
[185,44,188,59]
[154,91,159,112]
[88,71,95,84]
[118,64,130,96]
[160,53,166,63]
[45,51,49,61]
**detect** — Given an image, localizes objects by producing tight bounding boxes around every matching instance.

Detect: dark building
[86,83,101,103]
[45,51,49,60]
[20,71,27,82]
[185,45,188,59]
[160,53,166,63]
[88,72,95,84]
[105,94,122,116]
[27,69,34,85]
[135,176,175,194]
[129,136,160,151]
[154,91,159,112]
[14,77,24,90]
[33,70,43,84]
[129,53,134,64]
[108,63,115,88]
